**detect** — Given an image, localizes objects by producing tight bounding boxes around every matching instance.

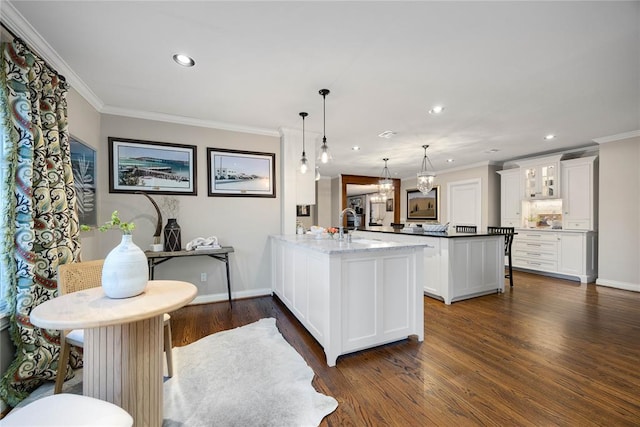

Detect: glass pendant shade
[417,145,436,195]
[318,89,331,163]
[299,154,308,174]
[299,112,308,174]
[315,166,321,181]
[378,158,394,197]
[319,140,331,164]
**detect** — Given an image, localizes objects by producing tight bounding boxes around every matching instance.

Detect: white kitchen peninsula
[352,228,505,304]
[270,234,426,366]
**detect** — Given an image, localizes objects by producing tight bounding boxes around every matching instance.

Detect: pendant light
[417,145,436,195]
[298,112,309,173]
[318,89,331,163]
[378,158,394,197]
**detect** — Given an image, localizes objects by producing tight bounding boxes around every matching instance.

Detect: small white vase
[102,234,149,298]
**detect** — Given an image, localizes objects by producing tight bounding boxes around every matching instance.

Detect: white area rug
[163,317,338,426]
[15,318,337,426]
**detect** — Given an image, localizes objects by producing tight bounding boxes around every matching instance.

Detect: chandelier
[378,158,394,197]
[370,192,387,204]
[417,145,436,195]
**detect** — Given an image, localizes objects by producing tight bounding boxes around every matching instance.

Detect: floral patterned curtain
[0,38,81,407]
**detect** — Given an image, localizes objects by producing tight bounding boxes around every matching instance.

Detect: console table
[145,246,235,306]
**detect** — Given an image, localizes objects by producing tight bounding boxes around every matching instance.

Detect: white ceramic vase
[102,234,149,298]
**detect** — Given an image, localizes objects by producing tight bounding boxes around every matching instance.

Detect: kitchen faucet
[338,208,357,241]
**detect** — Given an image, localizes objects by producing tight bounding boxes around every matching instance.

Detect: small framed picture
[108,137,197,195]
[407,187,440,221]
[386,198,394,212]
[207,148,276,197]
[296,205,310,217]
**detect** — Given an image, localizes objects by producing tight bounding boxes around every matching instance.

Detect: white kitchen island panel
[271,235,426,366]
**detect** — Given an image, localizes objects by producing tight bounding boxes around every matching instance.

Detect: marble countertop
[270,234,430,254]
[357,226,501,238]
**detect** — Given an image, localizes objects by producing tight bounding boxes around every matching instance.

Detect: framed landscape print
[70,136,97,226]
[108,137,197,195]
[406,187,440,221]
[207,148,276,197]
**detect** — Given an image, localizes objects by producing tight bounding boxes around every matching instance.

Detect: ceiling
[4,1,639,179]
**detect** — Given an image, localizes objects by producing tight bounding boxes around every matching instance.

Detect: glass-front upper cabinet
[518,155,562,199]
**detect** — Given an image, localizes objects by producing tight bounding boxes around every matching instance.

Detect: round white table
[30,280,197,427]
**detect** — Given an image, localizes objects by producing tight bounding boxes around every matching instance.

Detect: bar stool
[2,394,133,426]
[488,226,515,287]
[455,225,477,233]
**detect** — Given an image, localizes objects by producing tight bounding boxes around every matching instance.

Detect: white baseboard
[190,288,272,305]
[595,278,640,293]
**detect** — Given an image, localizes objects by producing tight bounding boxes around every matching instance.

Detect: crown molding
[102,106,280,137]
[593,130,640,144]
[2,1,104,111]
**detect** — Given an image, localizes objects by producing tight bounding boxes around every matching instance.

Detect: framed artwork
[386,198,394,212]
[70,136,97,226]
[406,187,440,221]
[207,148,276,197]
[296,205,310,217]
[108,137,197,195]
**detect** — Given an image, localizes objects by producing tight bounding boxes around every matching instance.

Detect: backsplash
[524,199,563,228]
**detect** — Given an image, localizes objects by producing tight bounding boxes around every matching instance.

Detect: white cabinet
[351,230,503,304]
[561,156,597,231]
[517,155,562,199]
[512,229,597,283]
[497,169,522,227]
[271,236,424,366]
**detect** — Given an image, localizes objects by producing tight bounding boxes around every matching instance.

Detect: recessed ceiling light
[428,105,444,115]
[485,148,500,154]
[446,158,455,163]
[544,134,556,140]
[173,53,195,67]
[352,146,361,151]
[378,131,396,138]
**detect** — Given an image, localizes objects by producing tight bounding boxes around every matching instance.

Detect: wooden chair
[455,225,477,233]
[54,260,174,394]
[487,226,515,287]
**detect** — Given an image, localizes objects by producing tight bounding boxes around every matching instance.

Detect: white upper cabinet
[497,169,522,227]
[561,156,597,231]
[517,155,563,199]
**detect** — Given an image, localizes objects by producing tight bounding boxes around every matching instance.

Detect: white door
[448,179,482,228]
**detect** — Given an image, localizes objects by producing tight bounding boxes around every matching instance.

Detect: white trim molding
[102,106,280,137]
[593,130,640,144]
[595,278,640,293]
[2,1,104,111]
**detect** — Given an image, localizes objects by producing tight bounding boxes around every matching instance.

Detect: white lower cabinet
[271,236,424,366]
[513,229,596,283]
[352,231,503,304]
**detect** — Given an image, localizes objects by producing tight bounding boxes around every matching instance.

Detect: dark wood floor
[169,271,640,426]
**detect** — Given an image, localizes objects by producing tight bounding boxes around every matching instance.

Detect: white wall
[97,114,281,302]
[596,135,640,291]
[401,163,500,228]
[316,178,333,228]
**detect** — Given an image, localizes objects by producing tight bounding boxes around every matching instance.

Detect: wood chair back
[58,259,104,295]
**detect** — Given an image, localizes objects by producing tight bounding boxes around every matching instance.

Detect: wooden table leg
[84,314,164,426]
